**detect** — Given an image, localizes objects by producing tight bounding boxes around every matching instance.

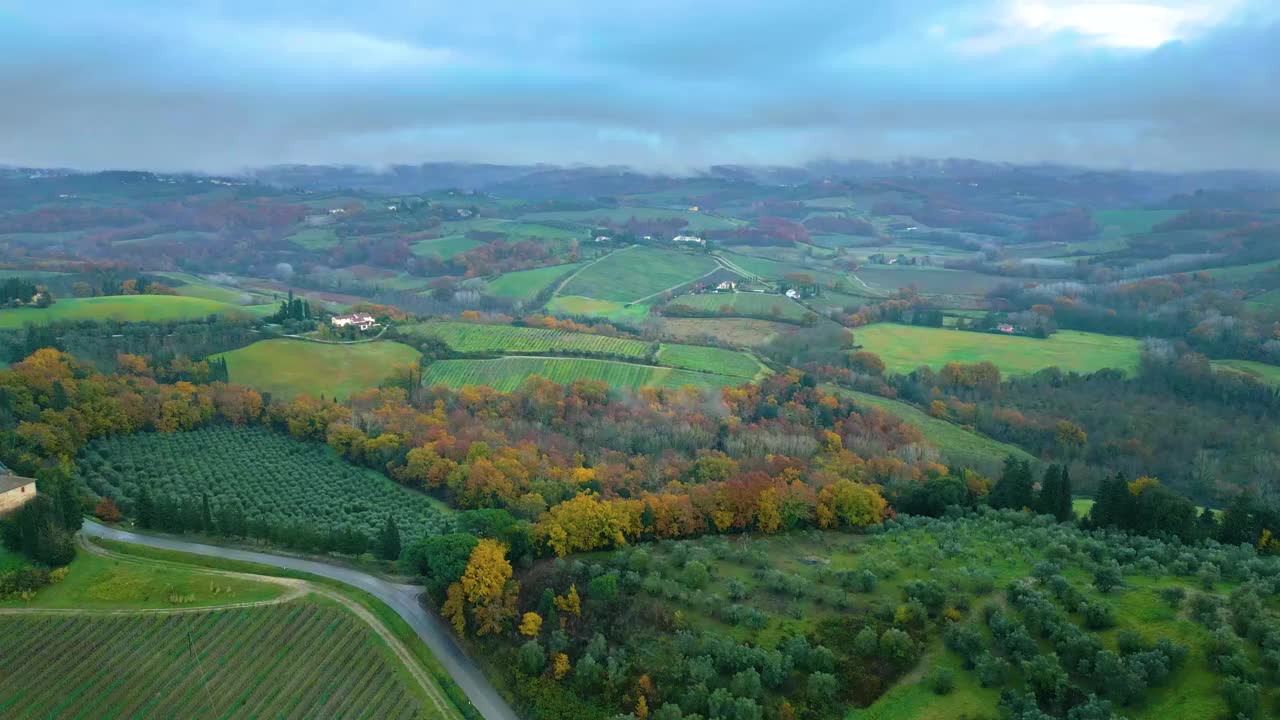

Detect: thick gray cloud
[0,0,1276,172]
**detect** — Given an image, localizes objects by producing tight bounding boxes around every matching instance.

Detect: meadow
[855,324,1143,376]
[666,292,810,321]
[560,246,720,303]
[411,234,482,258]
[78,425,455,540]
[655,343,765,379]
[823,386,1035,469]
[544,296,652,323]
[155,271,271,305]
[1246,288,1280,311]
[420,356,742,392]
[286,227,341,250]
[0,295,259,329]
[484,263,583,300]
[402,321,653,359]
[1211,359,1280,386]
[216,338,422,399]
[1093,209,1181,240]
[853,266,1011,296]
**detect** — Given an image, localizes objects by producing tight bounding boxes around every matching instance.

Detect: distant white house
[716,281,737,291]
[785,289,801,299]
[328,208,346,215]
[456,208,473,218]
[672,235,705,245]
[642,235,653,241]
[331,313,376,331]
[594,235,611,243]
[387,205,398,211]
[997,323,1015,334]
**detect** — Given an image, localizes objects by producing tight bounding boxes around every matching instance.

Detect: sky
[0,0,1277,173]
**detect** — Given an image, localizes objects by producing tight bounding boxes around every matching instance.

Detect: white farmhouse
[785,289,801,299]
[672,235,705,245]
[331,313,376,331]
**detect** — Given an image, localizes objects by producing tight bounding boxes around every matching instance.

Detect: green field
[0,295,257,329]
[286,227,340,250]
[411,234,482,258]
[1094,208,1181,240]
[855,324,1142,376]
[824,386,1035,468]
[401,321,653,359]
[560,246,720,302]
[484,263,583,300]
[1211,359,1280,386]
[1246,288,1280,311]
[0,601,439,719]
[216,339,421,400]
[666,292,810,321]
[1204,258,1280,282]
[545,296,652,323]
[520,207,743,232]
[657,317,796,349]
[854,266,1011,296]
[155,272,270,305]
[421,356,742,392]
[79,425,454,540]
[656,343,765,379]
[1,545,285,611]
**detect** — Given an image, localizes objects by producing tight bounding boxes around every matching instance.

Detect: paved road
[81,520,520,720]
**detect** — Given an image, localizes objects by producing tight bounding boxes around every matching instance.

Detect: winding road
[80,520,520,720]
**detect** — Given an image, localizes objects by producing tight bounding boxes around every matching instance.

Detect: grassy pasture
[855,324,1142,376]
[411,234,482,258]
[667,292,810,321]
[1094,209,1180,240]
[0,545,285,611]
[1211,359,1280,386]
[824,385,1035,468]
[421,356,741,392]
[1246,288,1280,311]
[854,266,1010,296]
[0,601,440,719]
[545,296,652,323]
[215,339,421,400]
[0,295,255,329]
[286,227,340,250]
[401,321,653,359]
[520,207,744,232]
[155,272,269,305]
[656,343,765,379]
[484,263,583,300]
[560,246,720,303]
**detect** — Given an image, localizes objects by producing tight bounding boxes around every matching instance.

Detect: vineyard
[0,601,438,719]
[484,263,582,300]
[402,321,653,359]
[420,356,742,392]
[655,343,765,379]
[77,426,454,540]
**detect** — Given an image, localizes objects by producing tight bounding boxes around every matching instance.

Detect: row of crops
[420,356,742,392]
[0,602,434,719]
[655,343,765,379]
[402,321,653,359]
[77,426,454,540]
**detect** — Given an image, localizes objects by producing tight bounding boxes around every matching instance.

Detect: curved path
[81,520,520,720]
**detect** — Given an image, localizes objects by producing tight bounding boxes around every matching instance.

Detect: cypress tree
[1036,465,1062,518]
[137,487,155,529]
[54,478,83,533]
[1056,466,1074,522]
[202,493,215,534]
[379,515,402,561]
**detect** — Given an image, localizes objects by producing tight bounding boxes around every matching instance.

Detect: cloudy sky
[1,0,1276,172]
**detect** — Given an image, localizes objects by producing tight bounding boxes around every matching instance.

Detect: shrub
[1078,600,1116,630]
[927,667,955,695]
[1158,586,1186,608]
